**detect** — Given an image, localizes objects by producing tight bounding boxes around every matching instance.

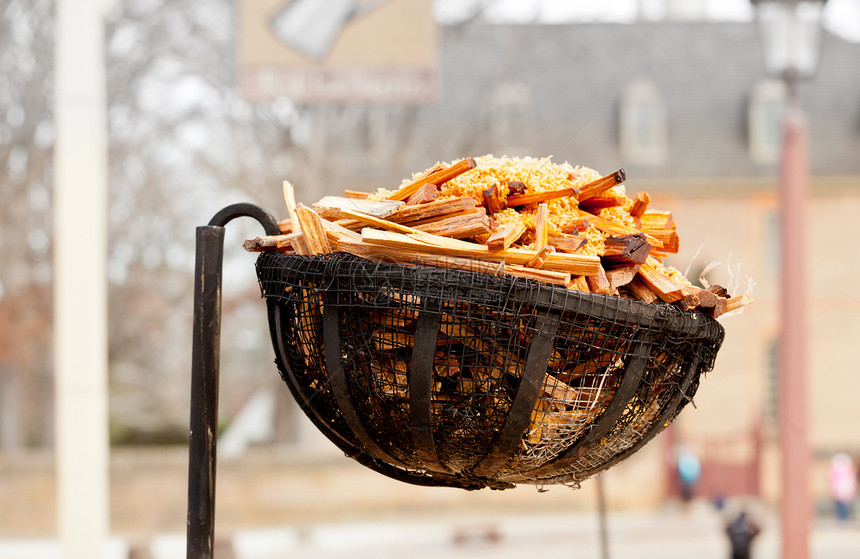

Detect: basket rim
[256,251,724,344]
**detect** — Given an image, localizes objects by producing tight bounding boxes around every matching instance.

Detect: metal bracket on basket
[186,203,280,559]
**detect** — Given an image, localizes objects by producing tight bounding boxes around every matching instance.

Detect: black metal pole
[187,224,225,559]
[596,473,610,559]
[186,204,279,559]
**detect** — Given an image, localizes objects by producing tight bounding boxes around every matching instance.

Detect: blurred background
[2,0,860,557]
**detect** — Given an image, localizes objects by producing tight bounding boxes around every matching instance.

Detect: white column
[54,1,115,557]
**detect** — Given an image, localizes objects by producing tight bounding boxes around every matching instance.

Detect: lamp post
[750,2,826,559]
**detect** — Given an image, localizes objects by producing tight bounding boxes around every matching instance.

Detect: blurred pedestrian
[829,452,857,522]
[677,445,701,505]
[726,510,760,559]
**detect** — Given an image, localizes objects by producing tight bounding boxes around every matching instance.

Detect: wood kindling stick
[242,235,290,252]
[503,264,570,286]
[283,181,300,235]
[360,228,601,276]
[405,182,439,205]
[293,204,332,254]
[580,211,660,245]
[602,233,652,266]
[576,169,626,201]
[525,244,554,269]
[486,221,527,250]
[339,208,420,235]
[313,196,404,220]
[387,157,477,201]
[629,191,651,218]
[411,211,491,239]
[505,186,579,208]
[547,233,587,254]
[534,203,549,250]
[387,197,476,223]
[586,264,611,295]
[343,190,372,199]
[636,262,686,303]
[642,228,679,253]
[639,210,675,230]
[482,183,506,214]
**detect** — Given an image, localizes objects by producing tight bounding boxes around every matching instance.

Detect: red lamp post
[750,2,827,559]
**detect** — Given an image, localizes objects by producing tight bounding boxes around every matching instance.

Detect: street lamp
[750,2,827,559]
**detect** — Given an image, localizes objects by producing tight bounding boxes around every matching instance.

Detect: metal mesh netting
[257,252,724,490]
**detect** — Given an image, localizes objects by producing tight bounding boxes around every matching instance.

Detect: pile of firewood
[245,155,751,318]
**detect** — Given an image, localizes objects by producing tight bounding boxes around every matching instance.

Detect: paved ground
[3,504,860,559]
[2,446,859,558]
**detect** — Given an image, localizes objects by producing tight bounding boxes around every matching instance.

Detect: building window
[749,79,786,164]
[620,77,667,165]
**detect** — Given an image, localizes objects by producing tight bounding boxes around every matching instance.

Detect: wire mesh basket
[257,251,724,490]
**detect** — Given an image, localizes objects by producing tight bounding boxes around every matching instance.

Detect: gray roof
[428,22,860,179]
[306,21,860,196]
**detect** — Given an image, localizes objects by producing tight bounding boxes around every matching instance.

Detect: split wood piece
[547,233,587,254]
[284,231,310,256]
[486,221,527,250]
[386,157,477,201]
[362,229,601,276]
[578,195,627,214]
[333,237,372,258]
[576,169,626,201]
[294,204,332,254]
[387,196,476,223]
[636,262,688,304]
[725,294,753,313]
[560,217,591,234]
[673,289,702,312]
[605,265,640,292]
[508,180,527,195]
[569,276,591,292]
[482,183,506,214]
[642,228,680,254]
[282,181,300,235]
[626,275,658,304]
[343,190,372,199]
[707,285,730,298]
[586,264,611,295]
[525,244,554,269]
[504,264,570,286]
[242,235,291,252]
[541,372,579,403]
[581,211,660,245]
[639,210,675,230]
[412,210,491,239]
[318,217,362,243]
[406,207,485,229]
[505,185,580,208]
[339,208,419,235]
[277,219,292,234]
[602,233,652,266]
[338,237,504,276]
[629,191,651,218]
[688,287,728,318]
[406,182,439,205]
[534,203,549,250]
[313,196,405,220]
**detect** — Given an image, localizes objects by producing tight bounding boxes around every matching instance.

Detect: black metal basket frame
[185,203,724,559]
